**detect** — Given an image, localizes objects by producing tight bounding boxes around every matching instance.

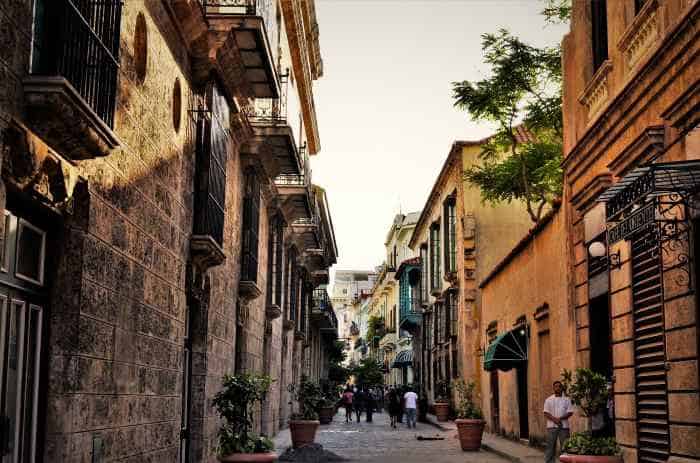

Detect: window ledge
[266,304,282,320]
[578,60,613,122]
[618,0,660,69]
[23,76,120,160]
[190,235,226,270]
[239,280,262,300]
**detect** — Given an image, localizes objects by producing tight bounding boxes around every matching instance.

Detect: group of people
[340,385,419,429]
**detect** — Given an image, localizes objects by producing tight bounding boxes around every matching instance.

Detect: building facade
[331,270,376,363]
[0,0,337,461]
[562,1,699,462]
[408,140,531,406]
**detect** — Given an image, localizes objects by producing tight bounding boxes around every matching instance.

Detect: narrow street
[274,411,509,463]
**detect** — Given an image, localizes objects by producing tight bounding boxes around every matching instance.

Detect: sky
[309,0,569,279]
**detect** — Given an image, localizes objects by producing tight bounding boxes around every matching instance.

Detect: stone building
[478,206,576,444]
[368,212,419,386]
[408,139,531,406]
[0,0,336,461]
[561,0,699,462]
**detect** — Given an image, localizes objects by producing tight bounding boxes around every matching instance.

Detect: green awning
[483,328,528,372]
[391,350,414,369]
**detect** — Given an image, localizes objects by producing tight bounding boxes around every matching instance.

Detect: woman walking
[388,388,401,429]
[342,387,354,423]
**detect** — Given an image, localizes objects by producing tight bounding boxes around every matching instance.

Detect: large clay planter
[289,420,320,448]
[455,419,485,451]
[319,406,335,425]
[560,455,623,463]
[434,402,450,422]
[218,452,278,462]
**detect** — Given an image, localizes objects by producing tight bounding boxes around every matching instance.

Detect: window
[447,291,457,338]
[430,223,441,291]
[444,197,457,274]
[420,245,429,302]
[434,303,442,345]
[591,0,609,72]
[194,83,229,246]
[31,0,123,127]
[452,347,459,379]
[287,248,298,321]
[241,169,261,282]
[267,216,284,307]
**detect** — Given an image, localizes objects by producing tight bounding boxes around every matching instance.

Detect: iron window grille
[31,0,122,128]
[287,248,297,321]
[266,216,284,307]
[434,303,442,345]
[193,84,229,246]
[447,291,458,338]
[298,279,306,333]
[591,0,609,72]
[420,245,429,302]
[443,197,457,274]
[241,169,261,282]
[430,224,441,291]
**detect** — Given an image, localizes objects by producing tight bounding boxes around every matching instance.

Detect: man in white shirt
[403,388,418,429]
[543,381,574,463]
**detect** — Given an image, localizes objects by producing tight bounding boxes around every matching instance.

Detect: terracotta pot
[455,419,485,451]
[560,455,622,463]
[434,402,450,422]
[218,452,278,462]
[319,406,335,425]
[289,420,320,448]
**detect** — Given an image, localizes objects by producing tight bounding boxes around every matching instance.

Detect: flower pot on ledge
[218,452,278,462]
[434,402,450,422]
[455,419,485,451]
[289,420,319,448]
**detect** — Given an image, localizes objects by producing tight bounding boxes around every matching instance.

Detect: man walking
[543,381,574,463]
[403,387,418,429]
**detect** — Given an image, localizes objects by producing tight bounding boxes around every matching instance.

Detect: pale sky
[309,0,569,278]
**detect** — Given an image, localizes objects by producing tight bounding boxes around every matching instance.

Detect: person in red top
[342,387,355,423]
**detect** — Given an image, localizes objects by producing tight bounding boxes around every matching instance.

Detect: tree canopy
[452,4,569,223]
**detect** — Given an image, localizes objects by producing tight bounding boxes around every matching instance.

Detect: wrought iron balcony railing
[249,71,289,124]
[274,145,310,187]
[32,0,122,128]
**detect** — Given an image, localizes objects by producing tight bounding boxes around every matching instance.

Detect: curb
[480,442,523,463]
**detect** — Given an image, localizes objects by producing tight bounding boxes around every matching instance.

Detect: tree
[452,4,569,223]
[351,358,384,387]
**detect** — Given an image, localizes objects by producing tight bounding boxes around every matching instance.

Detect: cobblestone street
[274,411,510,463]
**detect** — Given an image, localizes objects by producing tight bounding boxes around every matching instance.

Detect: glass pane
[4,301,25,461]
[16,221,45,285]
[1,214,10,273]
[22,306,42,462]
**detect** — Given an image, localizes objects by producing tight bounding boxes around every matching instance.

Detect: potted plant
[318,393,337,425]
[289,376,324,448]
[212,373,277,463]
[453,379,485,451]
[434,379,451,422]
[559,369,622,463]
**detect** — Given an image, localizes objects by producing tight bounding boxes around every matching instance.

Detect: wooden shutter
[631,227,669,463]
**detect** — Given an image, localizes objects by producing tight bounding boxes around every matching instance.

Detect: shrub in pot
[318,394,337,425]
[559,369,621,463]
[434,379,451,422]
[212,373,276,462]
[453,379,485,451]
[289,376,323,448]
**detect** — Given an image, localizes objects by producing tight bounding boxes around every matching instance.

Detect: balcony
[396,258,423,331]
[275,145,313,223]
[203,0,279,99]
[311,288,338,338]
[24,0,122,160]
[379,332,398,352]
[243,73,302,179]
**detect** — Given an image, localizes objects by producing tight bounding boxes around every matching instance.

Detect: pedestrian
[342,387,354,423]
[403,387,418,429]
[543,381,574,463]
[354,387,364,423]
[388,389,401,429]
[365,388,375,423]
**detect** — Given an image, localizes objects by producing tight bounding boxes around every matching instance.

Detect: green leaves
[350,357,385,387]
[562,432,620,456]
[541,0,572,24]
[453,379,484,420]
[290,376,324,421]
[365,315,386,344]
[213,373,273,455]
[561,368,610,418]
[452,25,564,223]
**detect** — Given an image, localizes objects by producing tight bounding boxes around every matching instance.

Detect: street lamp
[587,240,621,269]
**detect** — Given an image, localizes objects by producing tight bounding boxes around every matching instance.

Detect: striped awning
[391,350,413,369]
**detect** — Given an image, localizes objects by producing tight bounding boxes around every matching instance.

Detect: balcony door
[0,211,48,462]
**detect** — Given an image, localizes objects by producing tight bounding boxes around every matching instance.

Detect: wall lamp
[588,240,621,269]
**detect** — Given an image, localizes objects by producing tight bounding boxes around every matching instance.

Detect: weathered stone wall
[479,210,577,443]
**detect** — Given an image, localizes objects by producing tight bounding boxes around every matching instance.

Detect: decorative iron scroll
[606,169,655,219]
